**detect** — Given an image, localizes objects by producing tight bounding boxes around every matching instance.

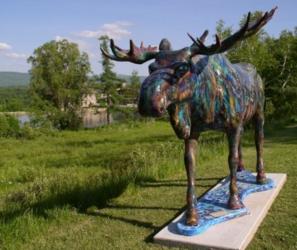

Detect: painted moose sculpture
[101,8,276,226]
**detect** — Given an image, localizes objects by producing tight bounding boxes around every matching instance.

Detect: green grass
[0,121,296,250]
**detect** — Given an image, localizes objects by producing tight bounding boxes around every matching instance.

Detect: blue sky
[0,0,296,76]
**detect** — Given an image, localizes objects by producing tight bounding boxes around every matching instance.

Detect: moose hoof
[186,208,199,226]
[257,172,267,184]
[228,195,244,210]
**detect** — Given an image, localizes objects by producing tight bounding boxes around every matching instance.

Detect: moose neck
[191,54,246,126]
[167,54,243,124]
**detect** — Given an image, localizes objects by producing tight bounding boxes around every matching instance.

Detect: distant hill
[0,72,30,87]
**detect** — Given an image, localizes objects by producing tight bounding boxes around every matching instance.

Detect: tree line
[0,87,30,112]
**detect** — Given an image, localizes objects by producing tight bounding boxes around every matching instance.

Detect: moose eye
[174,63,189,78]
[162,73,172,82]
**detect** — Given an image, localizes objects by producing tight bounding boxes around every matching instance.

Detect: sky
[0,0,296,76]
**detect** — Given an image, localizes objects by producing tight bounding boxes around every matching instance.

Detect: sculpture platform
[154,173,286,250]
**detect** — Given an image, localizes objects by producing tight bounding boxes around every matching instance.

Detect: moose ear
[159,39,172,51]
[148,62,159,74]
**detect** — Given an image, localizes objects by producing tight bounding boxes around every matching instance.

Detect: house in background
[82,91,98,108]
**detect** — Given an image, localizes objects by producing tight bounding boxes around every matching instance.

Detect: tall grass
[0,121,228,221]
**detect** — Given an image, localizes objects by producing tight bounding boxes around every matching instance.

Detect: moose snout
[138,93,168,117]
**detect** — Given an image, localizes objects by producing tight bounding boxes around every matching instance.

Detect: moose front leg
[237,126,245,172]
[184,138,198,226]
[237,142,244,172]
[254,114,266,184]
[227,127,244,209]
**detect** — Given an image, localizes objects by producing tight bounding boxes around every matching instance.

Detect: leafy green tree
[215,12,279,120]
[216,11,297,122]
[128,70,141,104]
[216,19,232,39]
[130,70,141,87]
[265,30,297,120]
[28,39,91,129]
[97,36,123,124]
[0,87,30,112]
[224,12,274,74]
[113,70,141,117]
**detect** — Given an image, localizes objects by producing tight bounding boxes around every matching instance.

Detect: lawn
[0,121,296,249]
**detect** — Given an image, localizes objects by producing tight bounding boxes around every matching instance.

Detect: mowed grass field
[0,121,296,250]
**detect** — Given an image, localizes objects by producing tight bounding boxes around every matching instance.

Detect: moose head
[101,8,276,118]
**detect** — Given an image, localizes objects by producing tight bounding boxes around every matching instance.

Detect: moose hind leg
[184,138,198,226]
[227,127,244,209]
[254,114,267,184]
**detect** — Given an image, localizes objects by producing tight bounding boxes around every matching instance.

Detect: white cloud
[0,42,27,60]
[0,42,12,51]
[78,21,132,40]
[5,52,27,59]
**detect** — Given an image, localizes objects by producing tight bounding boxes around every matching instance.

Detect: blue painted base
[177,171,275,236]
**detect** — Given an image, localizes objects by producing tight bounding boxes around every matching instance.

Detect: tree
[221,11,274,74]
[28,39,91,129]
[215,12,279,120]
[129,70,141,104]
[130,70,141,87]
[216,12,297,122]
[265,30,297,120]
[216,19,232,39]
[97,36,123,124]
[0,87,30,112]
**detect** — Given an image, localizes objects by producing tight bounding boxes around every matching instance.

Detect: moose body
[102,8,276,226]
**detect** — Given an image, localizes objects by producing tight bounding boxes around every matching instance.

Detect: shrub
[0,114,9,136]
[19,124,37,139]
[6,114,20,135]
[0,114,20,137]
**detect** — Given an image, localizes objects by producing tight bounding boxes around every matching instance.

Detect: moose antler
[189,7,277,56]
[100,39,158,64]
[189,30,209,50]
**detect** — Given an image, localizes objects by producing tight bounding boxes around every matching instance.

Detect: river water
[7,110,111,128]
